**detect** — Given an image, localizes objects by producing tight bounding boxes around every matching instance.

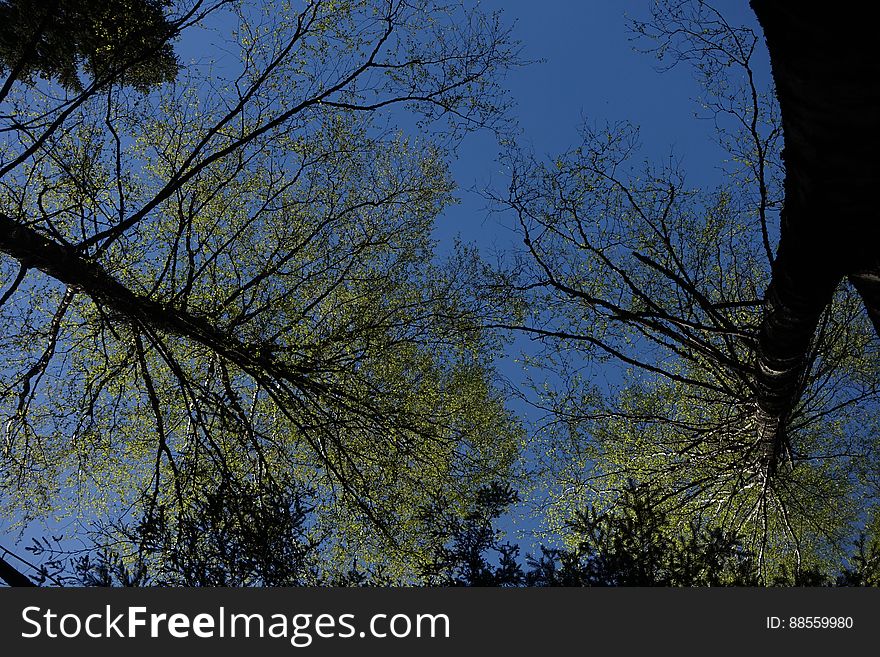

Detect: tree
[488,0,880,581]
[748,0,880,453]
[525,482,764,586]
[0,0,522,584]
[31,479,325,586]
[26,477,879,586]
[0,0,179,93]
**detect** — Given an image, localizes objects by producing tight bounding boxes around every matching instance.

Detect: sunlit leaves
[0,0,520,579]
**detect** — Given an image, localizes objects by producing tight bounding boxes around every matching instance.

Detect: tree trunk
[0,213,295,387]
[850,269,880,336]
[750,1,880,463]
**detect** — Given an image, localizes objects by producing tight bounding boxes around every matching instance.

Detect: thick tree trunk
[755,211,840,424]
[0,213,307,391]
[750,1,880,465]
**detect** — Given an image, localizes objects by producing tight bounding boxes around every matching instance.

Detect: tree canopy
[487,0,880,581]
[1,0,878,587]
[0,0,521,583]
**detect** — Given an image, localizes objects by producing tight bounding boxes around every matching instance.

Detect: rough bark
[750,1,880,463]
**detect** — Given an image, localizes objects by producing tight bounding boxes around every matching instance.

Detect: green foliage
[0,0,178,92]
[0,0,521,582]
[487,0,880,582]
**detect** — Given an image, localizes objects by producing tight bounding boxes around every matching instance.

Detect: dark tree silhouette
[0,0,179,94]
[0,0,521,584]
[749,1,880,465]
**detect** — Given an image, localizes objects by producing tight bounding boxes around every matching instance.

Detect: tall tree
[748,0,880,455]
[489,0,880,580]
[0,0,521,584]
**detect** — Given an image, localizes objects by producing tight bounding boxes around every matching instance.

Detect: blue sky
[436,0,770,246]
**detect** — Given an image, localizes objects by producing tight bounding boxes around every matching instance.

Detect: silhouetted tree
[527,484,759,586]
[489,0,879,581]
[0,0,521,582]
[0,0,179,93]
[748,0,880,460]
[418,481,524,586]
